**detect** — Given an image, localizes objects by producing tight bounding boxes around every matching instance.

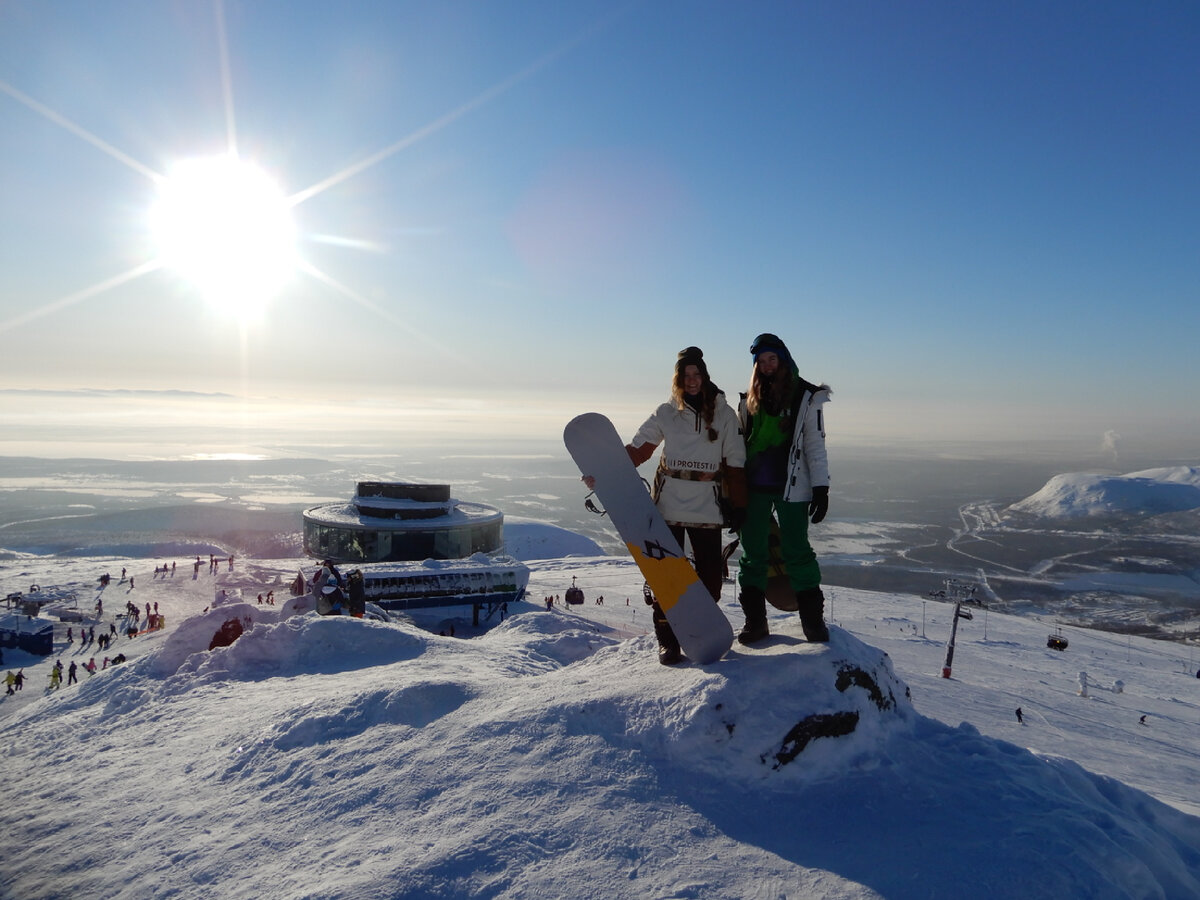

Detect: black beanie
[675,346,709,380]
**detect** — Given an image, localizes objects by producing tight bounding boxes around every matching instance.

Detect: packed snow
[1,523,1199,899]
[1007,466,1200,519]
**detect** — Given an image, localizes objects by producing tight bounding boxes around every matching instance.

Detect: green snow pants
[737,490,821,594]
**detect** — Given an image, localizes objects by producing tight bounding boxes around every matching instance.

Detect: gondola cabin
[1047,628,1069,651]
[564,575,585,605]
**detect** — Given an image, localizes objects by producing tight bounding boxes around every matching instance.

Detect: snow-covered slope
[1,537,1199,898]
[501,516,606,560]
[1007,465,1200,519]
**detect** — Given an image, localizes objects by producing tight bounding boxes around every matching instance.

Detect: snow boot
[796,587,830,642]
[652,605,683,665]
[737,586,770,645]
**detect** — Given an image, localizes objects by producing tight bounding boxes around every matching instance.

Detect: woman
[736,333,832,644]
[624,346,746,664]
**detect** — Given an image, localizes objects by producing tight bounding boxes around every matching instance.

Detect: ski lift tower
[941,579,976,679]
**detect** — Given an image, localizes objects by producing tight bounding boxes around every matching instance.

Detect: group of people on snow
[28,654,125,692]
[5,578,172,698]
[590,333,832,665]
[313,562,367,618]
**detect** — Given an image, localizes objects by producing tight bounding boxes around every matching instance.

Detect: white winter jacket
[629,392,746,527]
[738,383,830,503]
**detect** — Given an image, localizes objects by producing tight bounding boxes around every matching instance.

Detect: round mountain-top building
[303,482,505,563]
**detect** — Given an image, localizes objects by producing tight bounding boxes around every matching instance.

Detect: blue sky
[1,1,1197,455]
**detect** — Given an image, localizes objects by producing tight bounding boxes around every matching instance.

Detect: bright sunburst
[149,154,297,319]
[0,2,594,337]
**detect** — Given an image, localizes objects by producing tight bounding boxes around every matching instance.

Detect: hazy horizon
[4,412,1195,551]
[4,386,1199,467]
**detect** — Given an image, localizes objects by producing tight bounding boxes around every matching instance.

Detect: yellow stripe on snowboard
[627,543,697,613]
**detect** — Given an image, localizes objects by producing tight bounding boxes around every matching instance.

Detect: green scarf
[746,410,789,460]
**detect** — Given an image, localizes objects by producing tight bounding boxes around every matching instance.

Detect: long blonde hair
[745,360,796,417]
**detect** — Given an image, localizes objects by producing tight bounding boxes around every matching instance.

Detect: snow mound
[1007,466,1200,519]
[140,600,628,690]
[574,626,918,784]
[477,609,623,667]
[156,607,429,681]
[504,519,606,560]
[5,555,1200,898]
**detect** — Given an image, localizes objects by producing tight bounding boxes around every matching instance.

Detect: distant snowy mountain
[1007,466,1200,519]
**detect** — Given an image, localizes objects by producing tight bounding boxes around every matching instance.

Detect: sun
[149,154,298,319]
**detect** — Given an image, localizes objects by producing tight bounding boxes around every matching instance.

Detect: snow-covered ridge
[1007,465,1200,519]
[2,542,1200,897]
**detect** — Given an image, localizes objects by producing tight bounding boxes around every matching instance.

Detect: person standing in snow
[346,570,366,618]
[316,564,345,616]
[607,346,746,665]
[735,333,832,645]
[319,581,345,615]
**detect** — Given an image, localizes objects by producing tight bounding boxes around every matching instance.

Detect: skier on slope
[735,333,832,645]
[620,346,747,664]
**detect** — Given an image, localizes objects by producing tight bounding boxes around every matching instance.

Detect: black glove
[808,486,829,524]
[727,506,747,534]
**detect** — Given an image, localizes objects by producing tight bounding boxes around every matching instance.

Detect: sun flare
[149,155,297,319]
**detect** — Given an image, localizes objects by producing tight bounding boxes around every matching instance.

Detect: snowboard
[765,515,798,611]
[564,412,734,664]
[721,518,796,611]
